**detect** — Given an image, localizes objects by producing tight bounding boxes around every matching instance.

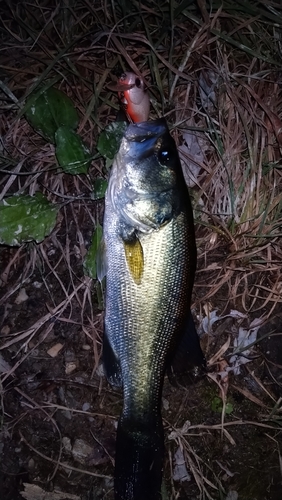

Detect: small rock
[162,398,169,410]
[82,402,90,412]
[33,281,43,289]
[47,343,64,358]
[96,364,104,377]
[72,439,93,465]
[62,437,72,455]
[0,325,10,335]
[65,361,77,375]
[15,288,29,304]
[82,344,91,351]
[28,457,35,471]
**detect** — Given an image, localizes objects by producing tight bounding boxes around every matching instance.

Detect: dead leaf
[173,446,191,482]
[15,288,28,304]
[0,353,12,374]
[21,483,80,500]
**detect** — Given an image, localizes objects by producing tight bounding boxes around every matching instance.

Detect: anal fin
[168,311,206,385]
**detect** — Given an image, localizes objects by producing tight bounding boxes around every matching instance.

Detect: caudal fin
[114,417,164,500]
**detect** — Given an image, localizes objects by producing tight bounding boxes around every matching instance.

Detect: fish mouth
[125,118,168,142]
[123,119,169,160]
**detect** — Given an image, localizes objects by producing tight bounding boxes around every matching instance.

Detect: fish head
[109,119,185,234]
[119,118,181,191]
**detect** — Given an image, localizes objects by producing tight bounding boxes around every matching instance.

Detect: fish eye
[160,150,169,160]
[158,149,171,164]
[135,77,141,88]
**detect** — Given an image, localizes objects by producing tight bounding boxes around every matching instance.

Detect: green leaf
[25,87,79,143]
[211,396,222,413]
[225,402,234,415]
[105,157,114,169]
[55,127,91,174]
[97,121,127,160]
[0,193,59,246]
[83,223,103,279]
[211,396,233,415]
[92,178,108,200]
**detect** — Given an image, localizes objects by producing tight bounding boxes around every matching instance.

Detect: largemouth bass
[101,118,205,499]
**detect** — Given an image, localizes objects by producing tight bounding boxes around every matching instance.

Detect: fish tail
[114,416,164,500]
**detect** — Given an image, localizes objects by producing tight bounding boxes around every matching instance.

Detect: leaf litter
[1,1,282,499]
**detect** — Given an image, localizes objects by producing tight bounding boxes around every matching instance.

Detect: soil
[0,226,281,500]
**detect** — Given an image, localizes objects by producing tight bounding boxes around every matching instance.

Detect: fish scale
[106,215,191,415]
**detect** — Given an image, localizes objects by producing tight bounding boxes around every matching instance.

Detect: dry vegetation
[1,1,282,499]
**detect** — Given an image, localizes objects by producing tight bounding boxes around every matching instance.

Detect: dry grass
[1,1,282,499]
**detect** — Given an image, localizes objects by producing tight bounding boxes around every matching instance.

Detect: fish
[109,71,150,123]
[101,118,205,499]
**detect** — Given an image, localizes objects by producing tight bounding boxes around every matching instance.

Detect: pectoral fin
[123,238,144,285]
[96,237,107,282]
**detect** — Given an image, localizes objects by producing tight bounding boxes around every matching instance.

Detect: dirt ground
[1,219,282,500]
[1,3,282,498]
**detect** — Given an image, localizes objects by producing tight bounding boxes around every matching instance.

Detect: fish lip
[124,118,169,142]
